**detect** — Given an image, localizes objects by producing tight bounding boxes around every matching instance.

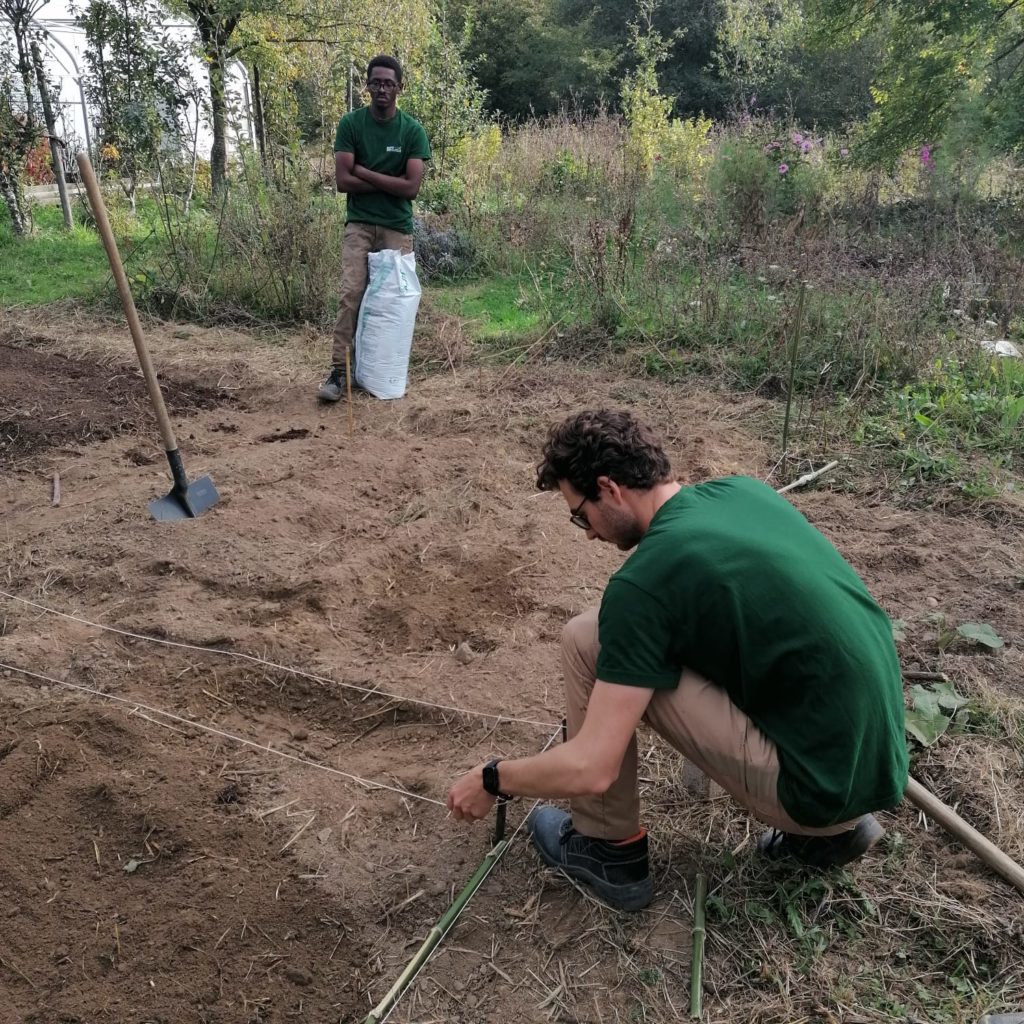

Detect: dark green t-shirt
[334,107,431,233]
[595,476,908,828]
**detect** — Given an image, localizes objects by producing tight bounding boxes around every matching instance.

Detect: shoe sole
[317,389,342,402]
[533,841,653,912]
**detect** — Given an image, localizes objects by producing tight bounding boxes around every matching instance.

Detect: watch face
[483,760,499,795]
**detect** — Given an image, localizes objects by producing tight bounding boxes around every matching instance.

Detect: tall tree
[77,0,190,209]
[30,39,73,227]
[806,0,1024,161]
[0,0,43,233]
[176,0,249,192]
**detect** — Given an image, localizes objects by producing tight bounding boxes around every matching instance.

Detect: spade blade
[148,475,219,521]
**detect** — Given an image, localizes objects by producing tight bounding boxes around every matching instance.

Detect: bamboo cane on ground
[905,776,1024,895]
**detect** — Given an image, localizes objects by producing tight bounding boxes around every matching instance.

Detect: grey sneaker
[317,367,344,402]
[757,814,885,869]
[527,805,653,912]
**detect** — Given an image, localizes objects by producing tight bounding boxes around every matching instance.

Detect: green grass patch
[854,356,1024,497]
[0,205,110,306]
[430,273,544,341]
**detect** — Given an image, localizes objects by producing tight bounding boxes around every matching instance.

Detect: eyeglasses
[368,79,399,91]
[569,496,590,530]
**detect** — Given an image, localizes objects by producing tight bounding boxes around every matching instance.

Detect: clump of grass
[0,204,111,306]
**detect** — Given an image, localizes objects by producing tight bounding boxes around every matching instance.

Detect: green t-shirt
[334,107,431,233]
[595,476,908,828]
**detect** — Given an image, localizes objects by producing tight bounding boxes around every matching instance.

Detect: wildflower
[790,132,803,146]
[100,142,120,161]
[778,163,789,175]
[920,144,933,169]
[840,147,850,158]
[801,140,812,154]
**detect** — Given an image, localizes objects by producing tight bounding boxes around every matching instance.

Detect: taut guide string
[0,660,448,807]
[0,589,559,730]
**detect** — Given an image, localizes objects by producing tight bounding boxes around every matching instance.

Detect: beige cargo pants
[563,607,859,841]
[331,221,413,369]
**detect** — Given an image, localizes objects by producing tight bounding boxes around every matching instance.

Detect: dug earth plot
[1,318,1022,1023]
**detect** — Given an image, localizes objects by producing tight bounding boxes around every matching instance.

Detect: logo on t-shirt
[386,145,402,153]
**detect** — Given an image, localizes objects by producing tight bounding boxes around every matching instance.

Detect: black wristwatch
[482,758,513,801]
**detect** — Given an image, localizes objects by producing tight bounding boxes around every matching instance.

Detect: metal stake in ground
[75,152,219,522]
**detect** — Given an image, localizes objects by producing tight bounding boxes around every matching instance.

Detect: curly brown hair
[535,409,672,499]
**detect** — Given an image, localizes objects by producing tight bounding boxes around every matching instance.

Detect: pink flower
[790,132,803,146]
[920,144,933,168]
[840,147,850,158]
[801,140,812,153]
[654,153,662,162]
[778,163,789,175]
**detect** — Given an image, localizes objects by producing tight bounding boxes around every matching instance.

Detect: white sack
[354,249,421,399]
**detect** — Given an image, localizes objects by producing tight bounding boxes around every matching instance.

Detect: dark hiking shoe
[317,367,344,402]
[527,805,653,912]
[757,814,885,869]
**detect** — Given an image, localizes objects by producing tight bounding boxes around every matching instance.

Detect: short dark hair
[367,54,403,85]
[536,409,673,499]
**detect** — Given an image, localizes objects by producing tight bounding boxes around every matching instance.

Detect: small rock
[316,827,332,844]
[291,728,309,742]
[284,967,313,986]
[453,642,475,666]
[926,596,939,607]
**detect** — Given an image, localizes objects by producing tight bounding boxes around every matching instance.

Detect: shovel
[76,152,219,521]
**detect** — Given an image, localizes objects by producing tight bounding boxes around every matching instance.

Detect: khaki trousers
[331,221,413,368]
[564,607,858,841]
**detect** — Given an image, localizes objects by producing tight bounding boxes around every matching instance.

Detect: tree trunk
[0,171,29,236]
[30,40,74,230]
[207,48,228,193]
[252,63,267,171]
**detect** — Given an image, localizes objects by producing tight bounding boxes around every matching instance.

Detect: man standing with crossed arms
[319,55,431,402]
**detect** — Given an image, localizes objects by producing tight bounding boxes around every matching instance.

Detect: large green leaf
[956,622,1004,649]
[905,705,951,747]
[931,680,970,713]
[904,681,968,747]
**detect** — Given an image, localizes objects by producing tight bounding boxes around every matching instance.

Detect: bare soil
[1,312,1022,1023]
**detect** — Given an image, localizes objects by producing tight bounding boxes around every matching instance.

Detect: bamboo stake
[690,872,707,1019]
[364,839,510,1024]
[345,348,354,438]
[905,776,1024,895]
[780,282,807,467]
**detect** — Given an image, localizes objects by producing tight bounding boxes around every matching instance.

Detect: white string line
[0,590,559,731]
[0,660,447,808]
[378,724,563,1024]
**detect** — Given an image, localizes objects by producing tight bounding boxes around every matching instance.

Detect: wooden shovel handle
[905,776,1024,895]
[76,152,178,454]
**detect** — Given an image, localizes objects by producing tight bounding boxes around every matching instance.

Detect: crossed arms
[335,150,425,200]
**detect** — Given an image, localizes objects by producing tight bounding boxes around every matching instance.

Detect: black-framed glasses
[368,79,399,91]
[569,496,590,530]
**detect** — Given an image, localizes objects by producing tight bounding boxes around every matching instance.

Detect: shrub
[143,149,345,323]
[652,116,714,194]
